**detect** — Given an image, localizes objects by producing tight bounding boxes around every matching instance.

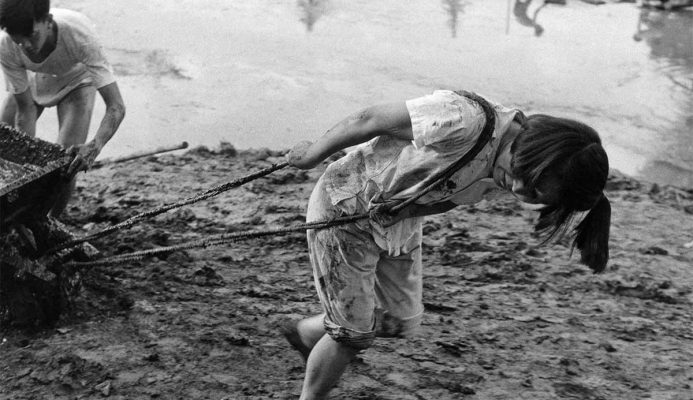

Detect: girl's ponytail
[513,114,611,273]
[573,194,611,273]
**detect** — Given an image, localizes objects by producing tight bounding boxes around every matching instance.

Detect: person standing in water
[282,89,611,400]
[0,0,125,218]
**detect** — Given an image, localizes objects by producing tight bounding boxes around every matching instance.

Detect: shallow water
[19,0,693,185]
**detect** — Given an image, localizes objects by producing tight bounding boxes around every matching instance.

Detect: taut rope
[64,213,369,268]
[46,162,289,254]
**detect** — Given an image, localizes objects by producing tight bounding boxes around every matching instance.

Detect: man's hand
[66,141,101,177]
[286,140,315,169]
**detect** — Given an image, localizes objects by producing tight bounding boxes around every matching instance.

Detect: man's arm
[13,89,38,137]
[287,102,413,169]
[92,82,125,150]
[67,82,125,175]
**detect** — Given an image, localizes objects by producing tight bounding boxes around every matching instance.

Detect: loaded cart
[0,123,98,327]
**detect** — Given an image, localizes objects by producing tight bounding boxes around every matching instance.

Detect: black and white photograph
[1,0,692,399]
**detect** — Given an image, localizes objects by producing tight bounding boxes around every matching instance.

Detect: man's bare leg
[51,86,96,218]
[0,94,16,125]
[0,95,44,134]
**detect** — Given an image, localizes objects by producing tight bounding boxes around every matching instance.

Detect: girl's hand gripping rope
[369,201,410,228]
[286,140,315,169]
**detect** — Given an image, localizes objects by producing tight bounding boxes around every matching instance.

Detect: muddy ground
[1,145,693,400]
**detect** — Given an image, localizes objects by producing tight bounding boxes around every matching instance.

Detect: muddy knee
[323,320,376,351]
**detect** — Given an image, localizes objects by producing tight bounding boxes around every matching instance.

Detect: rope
[56,91,497,267]
[64,213,369,268]
[389,91,496,214]
[46,162,289,254]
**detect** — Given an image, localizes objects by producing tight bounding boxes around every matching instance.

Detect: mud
[1,147,692,399]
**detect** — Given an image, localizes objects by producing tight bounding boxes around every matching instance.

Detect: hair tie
[514,111,529,129]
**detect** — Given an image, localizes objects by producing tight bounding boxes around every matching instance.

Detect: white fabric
[0,9,115,107]
[322,90,520,255]
[307,177,424,345]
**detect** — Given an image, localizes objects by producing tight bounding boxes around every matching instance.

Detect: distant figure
[633,7,693,90]
[282,89,611,399]
[0,0,125,219]
[513,0,565,36]
[640,0,693,11]
[298,0,327,32]
[442,0,466,38]
[513,0,545,36]
[633,8,666,42]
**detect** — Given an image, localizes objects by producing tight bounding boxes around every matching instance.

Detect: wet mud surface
[1,147,693,399]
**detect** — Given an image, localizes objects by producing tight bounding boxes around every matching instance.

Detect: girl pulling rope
[281,89,611,400]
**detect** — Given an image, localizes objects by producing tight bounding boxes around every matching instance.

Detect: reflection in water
[442,0,467,38]
[634,8,693,185]
[298,0,328,32]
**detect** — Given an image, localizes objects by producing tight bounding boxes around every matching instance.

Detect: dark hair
[511,114,611,273]
[0,0,50,36]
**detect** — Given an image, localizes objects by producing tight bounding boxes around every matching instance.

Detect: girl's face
[494,143,559,205]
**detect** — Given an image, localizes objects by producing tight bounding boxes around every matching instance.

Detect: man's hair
[511,114,611,273]
[0,0,50,36]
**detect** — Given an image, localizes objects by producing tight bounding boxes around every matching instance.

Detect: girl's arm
[287,102,413,169]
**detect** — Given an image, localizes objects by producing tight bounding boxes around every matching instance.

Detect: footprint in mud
[188,266,225,287]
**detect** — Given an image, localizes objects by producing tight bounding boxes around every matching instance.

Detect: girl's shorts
[306,178,424,349]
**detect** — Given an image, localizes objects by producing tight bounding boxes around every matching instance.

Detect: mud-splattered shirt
[321,90,520,255]
[0,8,115,107]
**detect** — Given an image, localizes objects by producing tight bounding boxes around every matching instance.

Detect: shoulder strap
[389,90,496,213]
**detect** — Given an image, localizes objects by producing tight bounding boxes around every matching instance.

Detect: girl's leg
[374,229,424,337]
[300,334,361,400]
[297,181,379,398]
[283,313,327,361]
[296,313,327,348]
[51,85,96,218]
